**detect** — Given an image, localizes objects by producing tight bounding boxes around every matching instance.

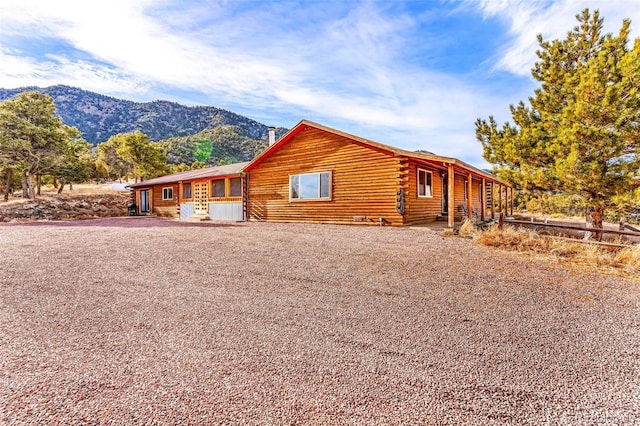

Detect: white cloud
[1,0,580,166]
[474,0,640,75]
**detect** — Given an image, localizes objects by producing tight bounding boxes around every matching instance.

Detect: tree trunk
[69,182,73,191]
[36,174,42,196]
[21,171,28,198]
[52,176,59,189]
[3,169,13,201]
[57,178,65,194]
[585,205,605,241]
[27,173,36,200]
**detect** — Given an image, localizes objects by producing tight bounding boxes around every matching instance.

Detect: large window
[229,177,242,197]
[182,182,192,199]
[417,169,432,197]
[212,179,225,197]
[162,187,173,200]
[290,171,331,200]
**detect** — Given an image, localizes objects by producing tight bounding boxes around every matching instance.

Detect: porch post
[178,181,183,218]
[490,182,495,219]
[447,164,455,228]
[466,173,473,220]
[504,186,509,215]
[481,178,486,221]
[510,187,514,216]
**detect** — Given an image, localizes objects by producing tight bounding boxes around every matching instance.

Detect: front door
[140,189,150,213]
[441,174,448,215]
[193,181,209,215]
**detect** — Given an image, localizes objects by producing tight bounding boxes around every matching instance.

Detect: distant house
[128,120,511,226]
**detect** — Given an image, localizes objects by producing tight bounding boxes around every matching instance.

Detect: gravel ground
[0,218,638,425]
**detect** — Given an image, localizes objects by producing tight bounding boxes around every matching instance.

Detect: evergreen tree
[55,138,93,193]
[115,131,168,182]
[95,137,131,182]
[0,91,80,199]
[476,9,640,236]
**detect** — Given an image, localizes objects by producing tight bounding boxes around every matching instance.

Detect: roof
[127,161,249,188]
[244,120,507,185]
[128,121,507,189]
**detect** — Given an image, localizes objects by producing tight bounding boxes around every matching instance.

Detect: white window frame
[289,171,332,201]
[162,187,173,200]
[417,169,433,198]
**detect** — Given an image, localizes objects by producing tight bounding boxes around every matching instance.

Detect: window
[478,183,483,202]
[162,187,173,200]
[229,177,242,197]
[182,182,192,199]
[417,169,432,197]
[290,171,331,200]
[464,180,468,201]
[212,179,225,197]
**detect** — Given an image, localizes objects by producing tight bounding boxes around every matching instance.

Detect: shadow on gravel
[3,217,238,228]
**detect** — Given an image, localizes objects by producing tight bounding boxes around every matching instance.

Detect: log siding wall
[151,184,179,217]
[247,127,404,225]
[403,160,445,225]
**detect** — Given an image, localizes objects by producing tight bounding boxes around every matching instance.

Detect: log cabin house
[127,120,512,226]
[244,120,511,226]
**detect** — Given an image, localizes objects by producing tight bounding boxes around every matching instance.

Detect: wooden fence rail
[505,219,640,238]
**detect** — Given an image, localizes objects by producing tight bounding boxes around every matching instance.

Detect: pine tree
[0,91,80,199]
[476,9,640,237]
[99,131,168,183]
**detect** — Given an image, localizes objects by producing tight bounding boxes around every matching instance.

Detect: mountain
[157,126,271,166]
[0,85,287,150]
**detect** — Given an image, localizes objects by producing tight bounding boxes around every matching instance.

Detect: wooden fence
[503,218,640,249]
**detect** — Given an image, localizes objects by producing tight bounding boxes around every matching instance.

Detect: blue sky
[1,0,639,168]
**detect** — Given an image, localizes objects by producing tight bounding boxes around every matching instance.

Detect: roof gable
[244,120,505,184]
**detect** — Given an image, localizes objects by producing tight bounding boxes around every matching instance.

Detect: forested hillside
[0,85,287,146]
[157,125,269,166]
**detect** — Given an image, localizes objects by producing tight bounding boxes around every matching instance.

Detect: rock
[0,193,129,222]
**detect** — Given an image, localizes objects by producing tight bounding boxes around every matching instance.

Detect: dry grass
[2,183,129,206]
[471,221,640,277]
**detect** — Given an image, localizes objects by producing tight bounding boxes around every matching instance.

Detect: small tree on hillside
[475,9,640,237]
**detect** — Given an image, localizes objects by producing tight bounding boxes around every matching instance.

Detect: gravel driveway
[1,218,638,424]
